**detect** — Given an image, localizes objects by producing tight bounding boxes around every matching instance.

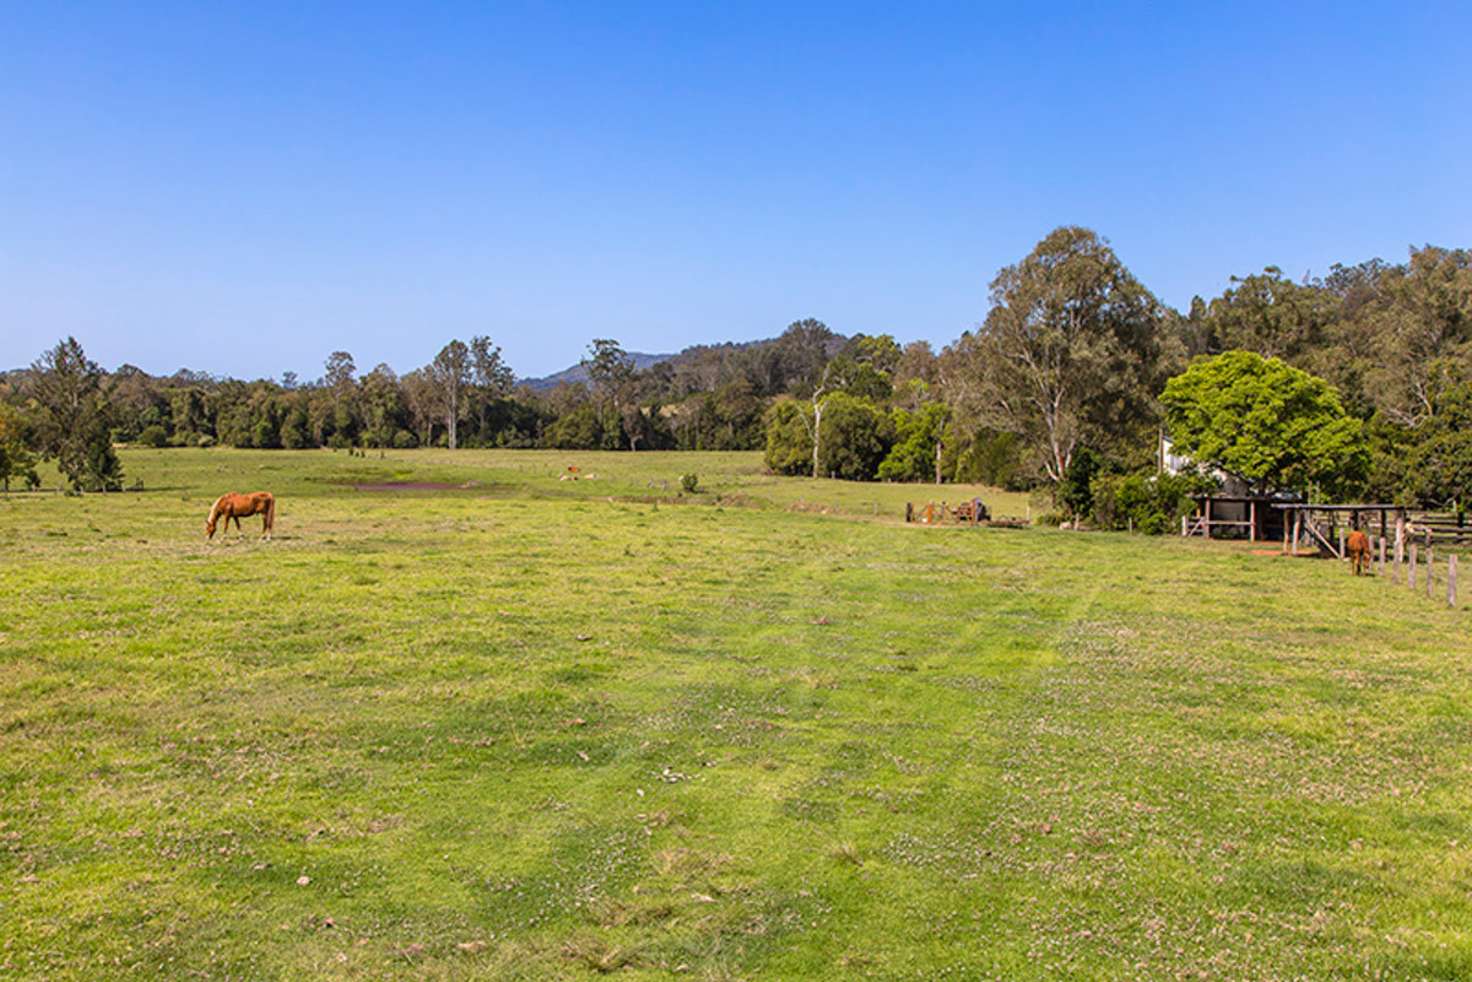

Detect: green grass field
[3,449,1471,979]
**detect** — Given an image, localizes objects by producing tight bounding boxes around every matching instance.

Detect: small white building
[1158,433,1250,496]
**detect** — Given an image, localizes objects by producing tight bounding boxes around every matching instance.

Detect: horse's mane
[207,493,230,525]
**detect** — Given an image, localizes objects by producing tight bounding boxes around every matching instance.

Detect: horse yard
[4,448,1472,978]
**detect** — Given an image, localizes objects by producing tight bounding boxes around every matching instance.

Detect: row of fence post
[1371,528,1458,608]
[1284,511,1460,608]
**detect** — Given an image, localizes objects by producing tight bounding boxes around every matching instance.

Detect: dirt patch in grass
[352,481,475,491]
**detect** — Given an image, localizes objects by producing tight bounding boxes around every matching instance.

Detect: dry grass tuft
[561,935,639,973]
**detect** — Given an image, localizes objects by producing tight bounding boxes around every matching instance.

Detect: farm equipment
[905,498,996,526]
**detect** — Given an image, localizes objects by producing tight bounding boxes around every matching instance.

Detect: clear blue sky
[3,2,1469,380]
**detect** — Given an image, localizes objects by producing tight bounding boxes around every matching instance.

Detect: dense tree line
[4,227,1469,519]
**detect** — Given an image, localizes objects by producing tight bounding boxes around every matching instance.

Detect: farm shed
[1182,494,1296,542]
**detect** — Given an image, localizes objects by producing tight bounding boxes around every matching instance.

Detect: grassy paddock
[2,449,1470,978]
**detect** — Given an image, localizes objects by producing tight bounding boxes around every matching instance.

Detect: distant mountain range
[517,337,791,392]
[3,332,826,391]
[517,351,673,392]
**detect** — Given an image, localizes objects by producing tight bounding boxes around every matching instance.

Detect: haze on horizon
[3,2,1469,381]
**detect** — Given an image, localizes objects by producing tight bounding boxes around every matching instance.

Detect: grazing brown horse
[1346,529,1370,575]
[206,491,275,540]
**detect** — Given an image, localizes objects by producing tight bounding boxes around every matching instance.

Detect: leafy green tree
[800,335,899,477]
[105,364,167,441]
[324,350,356,390]
[892,341,939,411]
[878,402,949,482]
[360,363,410,448]
[837,334,902,402]
[815,393,893,481]
[772,319,839,395]
[1382,379,1472,509]
[583,338,636,449]
[944,226,1175,484]
[0,403,40,491]
[543,405,605,449]
[323,351,358,447]
[470,336,515,394]
[1056,447,1103,521]
[467,336,516,444]
[1162,350,1368,497]
[27,338,123,491]
[400,368,439,446]
[710,379,764,449]
[1344,246,1472,427]
[167,386,211,444]
[1188,267,1337,362]
[951,428,1028,489]
[430,340,471,449]
[763,400,813,475]
[216,402,256,447]
[253,413,281,449]
[764,391,892,480]
[803,360,845,477]
[279,404,311,449]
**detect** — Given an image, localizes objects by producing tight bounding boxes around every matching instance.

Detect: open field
[3,449,1471,978]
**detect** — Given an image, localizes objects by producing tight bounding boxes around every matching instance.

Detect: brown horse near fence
[206,491,275,540]
[1346,529,1370,575]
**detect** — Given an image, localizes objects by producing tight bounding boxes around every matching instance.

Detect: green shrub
[1090,470,1216,534]
[680,473,700,494]
[137,424,168,448]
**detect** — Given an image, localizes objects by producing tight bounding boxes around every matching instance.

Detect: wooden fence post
[1394,520,1404,582]
[1337,527,1345,561]
[1409,544,1418,590]
[1426,546,1435,598]
[1181,514,1188,537]
[1449,555,1458,608]
[1292,510,1301,557]
[1282,514,1290,554]
[1378,536,1386,575]
[905,502,913,524]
